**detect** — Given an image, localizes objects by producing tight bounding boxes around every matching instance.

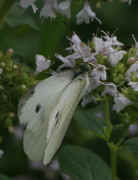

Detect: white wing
[19,71,74,161]
[43,73,89,165]
[18,70,74,124]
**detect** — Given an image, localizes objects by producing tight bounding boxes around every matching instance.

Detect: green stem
[0,0,16,25]
[104,95,112,140]
[110,144,118,180]
[104,96,118,180]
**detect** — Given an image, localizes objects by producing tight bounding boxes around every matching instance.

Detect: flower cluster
[19,0,133,24]
[120,0,132,5]
[19,0,101,24]
[0,49,36,160]
[0,49,36,130]
[35,32,138,124]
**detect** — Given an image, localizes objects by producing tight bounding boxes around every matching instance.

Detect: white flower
[57,0,72,18]
[132,35,138,56]
[20,0,38,13]
[103,34,123,47]
[128,81,138,91]
[125,62,138,81]
[93,37,105,54]
[40,0,58,18]
[82,74,102,97]
[13,125,24,140]
[93,37,113,56]
[35,54,51,73]
[0,150,4,158]
[29,161,43,170]
[129,124,138,136]
[67,33,94,62]
[93,35,124,57]
[49,160,60,171]
[87,79,101,93]
[108,49,126,67]
[102,83,118,96]
[76,1,101,24]
[96,112,104,119]
[61,173,71,180]
[81,94,97,107]
[55,54,75,69]
[135,42,138,57]
[0,68,3,74]
[135,42,138,49]
[67,33,82,52]
[91,64,107,81]
[121,0,132,5]
[113,93,132,112]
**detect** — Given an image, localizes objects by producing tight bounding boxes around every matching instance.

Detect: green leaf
[5,3,40,31]
[0,26,41,63]
[74,105,106,136]
[40,18,69,58]
[58,145,111,180]
[124,137,138,154]
[0,175,11,180]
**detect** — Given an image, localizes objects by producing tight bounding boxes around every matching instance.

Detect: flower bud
[6,48,14,57]
[127,57,137,64]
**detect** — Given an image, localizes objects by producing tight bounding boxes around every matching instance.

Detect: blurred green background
[1,0,138,180]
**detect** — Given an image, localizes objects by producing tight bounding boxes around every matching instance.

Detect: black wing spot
[35,104,42,113]
[55,112,60,126]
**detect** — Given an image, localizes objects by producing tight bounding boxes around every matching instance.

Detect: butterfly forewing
[18,70,74,125]
[20,71,75,161]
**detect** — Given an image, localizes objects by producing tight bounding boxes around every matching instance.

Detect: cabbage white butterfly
[18,70,89,165]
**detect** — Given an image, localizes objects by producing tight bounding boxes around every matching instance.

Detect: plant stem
[104,95,112,140]
[0,0,16,25]
[104,96,118,180]
[110,144,117,180]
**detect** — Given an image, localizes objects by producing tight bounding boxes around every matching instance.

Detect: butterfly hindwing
[43,73,89,165]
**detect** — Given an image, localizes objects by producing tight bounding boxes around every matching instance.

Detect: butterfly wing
[19,71,74,161]
[43,73,89,165]
[18,70,74,125]
[23,116,47,161]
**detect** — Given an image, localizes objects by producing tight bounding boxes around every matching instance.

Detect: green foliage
[124,137,138,154]
[5,3,40,31]
[58,145,112,180]
[0,50,36,129]
[40,18,69,58]
[0,175,11,180]
[74,105,106,137]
